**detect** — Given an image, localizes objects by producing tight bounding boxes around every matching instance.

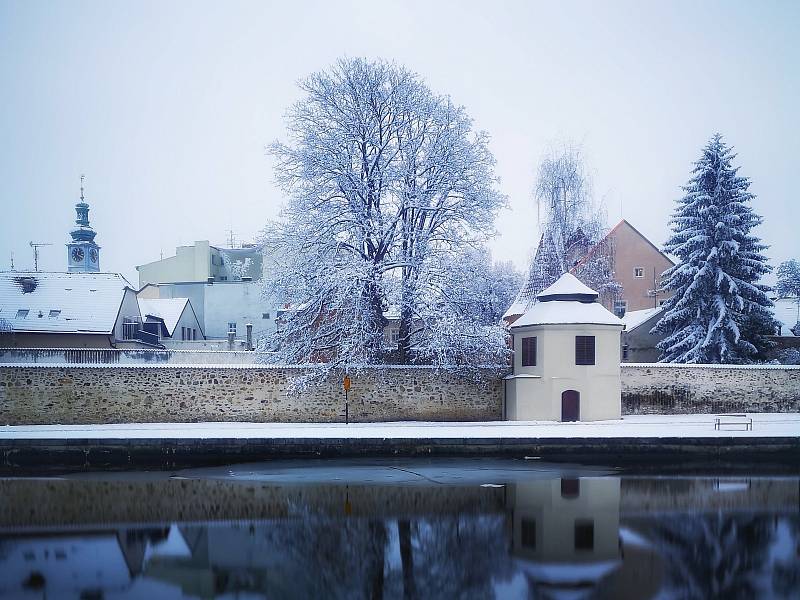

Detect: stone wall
[0,365,502,425]
[621,364,800,414]
[1,363,797,426]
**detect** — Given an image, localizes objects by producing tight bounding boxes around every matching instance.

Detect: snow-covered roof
[137,298,190,336]
[512,300,623,328]
[510,273,621,328]
[137,298,188,335]
[620,307,663,332]
[0,271,135,334]
[537,273,598,300]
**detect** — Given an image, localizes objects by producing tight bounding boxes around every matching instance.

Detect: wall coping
[0,362,503,371]
[622,363,800,371]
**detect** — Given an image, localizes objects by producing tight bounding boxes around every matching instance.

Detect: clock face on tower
[89,248,98,263]
[71,247,84,262]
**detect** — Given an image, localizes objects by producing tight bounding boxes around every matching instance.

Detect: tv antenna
[9,251,15,271]
[29,241,52,272]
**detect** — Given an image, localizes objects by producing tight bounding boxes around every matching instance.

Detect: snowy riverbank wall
[621,364,800,414]
[0,364,502,425]
[0,363,797,425]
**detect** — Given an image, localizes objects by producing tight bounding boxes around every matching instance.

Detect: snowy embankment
[0,414,798,440]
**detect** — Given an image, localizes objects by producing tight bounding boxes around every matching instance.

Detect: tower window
[575,336,596,365]
[521,336,537,367]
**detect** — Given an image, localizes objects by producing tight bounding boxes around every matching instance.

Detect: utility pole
[29,242,52,272]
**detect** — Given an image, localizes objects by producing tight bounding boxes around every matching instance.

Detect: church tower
[66,175,101,272]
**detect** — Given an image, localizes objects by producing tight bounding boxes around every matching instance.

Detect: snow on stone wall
[621,364,800,414]
[0,365,502,425]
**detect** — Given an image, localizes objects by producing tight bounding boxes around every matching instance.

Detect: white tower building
[505,273,623,421]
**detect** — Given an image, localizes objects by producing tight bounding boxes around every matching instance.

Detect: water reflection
[0,465,797,599]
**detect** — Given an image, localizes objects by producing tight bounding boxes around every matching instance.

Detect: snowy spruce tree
[261,58,508,379]
[653,134,776,363]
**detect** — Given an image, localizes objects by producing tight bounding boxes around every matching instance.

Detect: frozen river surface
[0,459,797,599]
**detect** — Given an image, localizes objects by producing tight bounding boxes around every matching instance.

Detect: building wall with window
[603,220,674,314]
[136,241,264,288]
[508,324,622,421]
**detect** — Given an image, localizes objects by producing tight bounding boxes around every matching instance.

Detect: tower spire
[80,174,85,202]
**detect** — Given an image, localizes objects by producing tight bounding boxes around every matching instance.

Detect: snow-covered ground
[0,413,797,440]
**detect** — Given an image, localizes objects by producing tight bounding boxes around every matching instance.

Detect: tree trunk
[398,519,417,600]
[368,521,387,600]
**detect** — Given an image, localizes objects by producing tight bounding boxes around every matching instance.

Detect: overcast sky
[1,0,797,285]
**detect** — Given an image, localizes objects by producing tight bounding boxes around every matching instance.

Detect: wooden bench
[714,414,753,431]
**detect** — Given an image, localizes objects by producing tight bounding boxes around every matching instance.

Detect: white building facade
[505,273,624,422]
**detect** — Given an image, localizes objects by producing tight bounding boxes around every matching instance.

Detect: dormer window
[49,310,61,318]
[16,309,29,319]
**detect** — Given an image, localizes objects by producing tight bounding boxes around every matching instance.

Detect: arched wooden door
[561,390,580,422]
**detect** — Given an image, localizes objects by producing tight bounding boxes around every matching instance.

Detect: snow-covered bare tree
[262,58,507,376]
[653,134,777,363]
[506,144,618,320]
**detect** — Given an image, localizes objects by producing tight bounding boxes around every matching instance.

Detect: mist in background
[1,0,796,285]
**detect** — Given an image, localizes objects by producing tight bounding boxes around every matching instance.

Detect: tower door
[561,390,580,422]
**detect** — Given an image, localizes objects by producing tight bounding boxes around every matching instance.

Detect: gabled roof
[573,219,674,271]
[137,298,191,337]
[0,271,135,334]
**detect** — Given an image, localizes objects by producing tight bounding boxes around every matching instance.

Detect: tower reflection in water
[507,477,664,599]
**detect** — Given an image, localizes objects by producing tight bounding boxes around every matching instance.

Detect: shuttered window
[575,336,595,365]
[521,336,537,367]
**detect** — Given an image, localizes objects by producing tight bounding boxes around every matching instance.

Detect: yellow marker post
[343,375,351,424]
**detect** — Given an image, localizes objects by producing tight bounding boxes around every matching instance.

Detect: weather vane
[80,174,85,201]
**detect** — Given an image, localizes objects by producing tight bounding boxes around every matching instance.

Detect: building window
[634,267,644,278]
[48,310,61,318]
[228,322,237,335]
[622,343,629,361]
[181,327,186,340]
[521,336,537,367]
[15,309,29,319]
[613,300,627,317]
[574,520,595,551]
[575,336,595,365]
[390,329,400,344]
[262,312,270,319]
[521,518,536,550]
[192,328,197,340]
[659,299,668,307]
[220,276,228,281]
